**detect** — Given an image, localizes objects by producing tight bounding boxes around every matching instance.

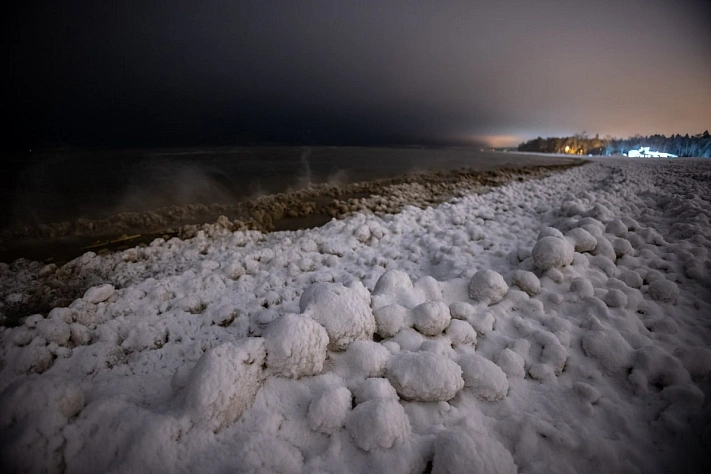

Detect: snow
[263,313,328,378]
[182,338,266,432]
[346,399,412,452]
[307,386,352,434]
[299,283,375,351]
[468,269,509,305]
[386,351,465,402]
[2,157,711,473]
[532,235,575,270]
[432,420,517,474]
[411,300,451,336]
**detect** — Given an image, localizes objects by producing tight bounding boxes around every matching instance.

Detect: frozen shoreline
[0,161,581,266]
[1,157,710,473]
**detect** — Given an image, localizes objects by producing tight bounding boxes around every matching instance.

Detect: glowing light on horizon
[473,135,522,148]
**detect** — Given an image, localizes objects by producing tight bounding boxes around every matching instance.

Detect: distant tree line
[517,131,711,157]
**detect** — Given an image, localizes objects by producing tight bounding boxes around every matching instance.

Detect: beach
[1,157,710,473]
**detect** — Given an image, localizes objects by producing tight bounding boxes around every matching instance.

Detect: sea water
[1,146,574,232]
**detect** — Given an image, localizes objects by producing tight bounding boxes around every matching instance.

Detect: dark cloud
[5,0,710,149]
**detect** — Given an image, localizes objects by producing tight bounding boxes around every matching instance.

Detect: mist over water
[297,147,313,189]
[1,146,576,235]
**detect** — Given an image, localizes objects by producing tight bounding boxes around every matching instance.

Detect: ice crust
[2,158,711,473]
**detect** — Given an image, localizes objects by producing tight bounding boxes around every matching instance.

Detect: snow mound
[570,277,594,298]
[446,319,478,347]
[346,399,411,451]
[511,269,541,296]
[353,377,400,404]
[341,340,391,378]
[532,236,574,270]
[37,318,71,346]
[648,279,679,303]
[387,351,464,402]
[565,227,598,253]
[458,353,509,401]
[605,218,628,237]
[300,283,375,350]
[618,270,643,289]
[307,386,352,434]
[83,283,115,304]
[432,423,517,474]
[234,433,304,473]
[372,270,415,308]
[468,269,509,305]
[581,330,633,373]
[412,301,451,336]
[373,304,410,338]
[604,288,628,308]
[182,338,266,432]
[0,376,84,473]
[263,313,328,378]
[495,348,526,378]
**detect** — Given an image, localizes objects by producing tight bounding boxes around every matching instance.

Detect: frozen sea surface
[1,157,710,473]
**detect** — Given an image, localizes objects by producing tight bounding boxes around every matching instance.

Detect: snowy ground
[1,157,710,473]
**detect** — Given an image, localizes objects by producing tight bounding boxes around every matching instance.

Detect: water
[1,146,577,235]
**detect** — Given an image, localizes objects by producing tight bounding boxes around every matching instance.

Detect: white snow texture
[1,157,711,473]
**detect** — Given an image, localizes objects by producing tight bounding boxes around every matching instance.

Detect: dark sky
[5,0,711,149]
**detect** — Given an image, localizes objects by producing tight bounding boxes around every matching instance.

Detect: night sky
[6,0,711,149]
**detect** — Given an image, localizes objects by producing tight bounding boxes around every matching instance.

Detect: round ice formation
[604,289,628,308]
[373,270,413,297]
[183,338,266,432]
[392,327,426,352]
[605,219,628,237]
[387,351,464,402]
[494,348,526,378]
[263,314,328,378]
[648,279,679,303]
[565,228,598,253]
[307,386,352,434]
[432,425,517,474]
[83,284,115,304]
[299,283,375,350]
[343,340,391,378]
[613,238,634,258]
[449,301,475,320]
[37,319,70,346]
[446,319,478,347]
[618,270,643,289]
[532,236,574,270]
[412,301,451,336]
[511,270,541,296]
[588,255,616,277]
[561,201,587,217]
[414,276,443,301]
[582,330,633,373]
[593,236,617,262]
[458,354,509,401]
[544,267,564,283]
[353,378,400,404]
[346,399,411,451]
[373,304,409,338]
[468,270,509,305]
[538,226,565,239]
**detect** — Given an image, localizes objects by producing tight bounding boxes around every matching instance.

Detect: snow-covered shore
[1,158,710,473]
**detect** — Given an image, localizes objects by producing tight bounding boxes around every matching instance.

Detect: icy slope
[1,158,710,473]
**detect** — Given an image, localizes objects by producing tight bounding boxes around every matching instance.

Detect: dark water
[1,146,575,232]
